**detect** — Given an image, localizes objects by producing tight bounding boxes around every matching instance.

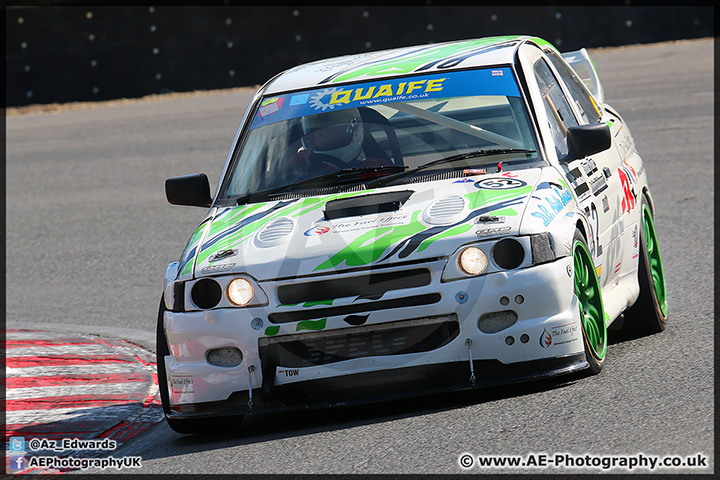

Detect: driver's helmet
[300,108,364,163]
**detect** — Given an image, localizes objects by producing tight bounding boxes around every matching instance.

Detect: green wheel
[624,197,668,334]
[573,230,606,375]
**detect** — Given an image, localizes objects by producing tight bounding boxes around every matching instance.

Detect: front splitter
[166,353,587,421]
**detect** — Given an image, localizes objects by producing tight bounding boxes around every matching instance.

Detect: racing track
[5,37,714,474]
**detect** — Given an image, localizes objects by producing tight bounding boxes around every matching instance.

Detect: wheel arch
[575,218,589,244]
[641,186,655,217]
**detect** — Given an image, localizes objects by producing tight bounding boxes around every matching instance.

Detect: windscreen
[218,67,542,202]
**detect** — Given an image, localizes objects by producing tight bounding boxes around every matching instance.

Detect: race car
[158,35,668,434]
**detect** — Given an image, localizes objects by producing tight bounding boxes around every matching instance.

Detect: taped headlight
[191,278,222,309]
[227,278,254,306]
[458,246,488,276]
[492,238,525,270]
[530,232,560,265]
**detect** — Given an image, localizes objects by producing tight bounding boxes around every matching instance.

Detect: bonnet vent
[324,190,413,220]
[255,217,295,247]
[422,195,467,225]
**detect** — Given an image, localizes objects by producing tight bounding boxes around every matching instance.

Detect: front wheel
[573,230,607,375]
[623,197,668,334]
[156,296,243,434]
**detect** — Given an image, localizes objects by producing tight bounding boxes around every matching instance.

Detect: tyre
[623,197,668,334]
[573,229,607,375]
[156,296,243,434]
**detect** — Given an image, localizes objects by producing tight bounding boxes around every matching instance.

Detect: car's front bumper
[167,353,587,420]
[162,256,586,418]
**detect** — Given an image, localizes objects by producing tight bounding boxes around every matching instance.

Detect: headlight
[530,232,559,265]
[458,246,488,276]
[492,238,525,269]
[191,278,222,309]
[227,278,254,306]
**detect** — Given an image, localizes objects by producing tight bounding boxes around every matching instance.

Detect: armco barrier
[5,5,713,107]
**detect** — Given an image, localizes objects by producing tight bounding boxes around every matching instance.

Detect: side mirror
[561,123,611,163]
[165,173,212,207]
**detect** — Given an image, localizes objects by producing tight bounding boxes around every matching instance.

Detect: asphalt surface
[5,37,714,474]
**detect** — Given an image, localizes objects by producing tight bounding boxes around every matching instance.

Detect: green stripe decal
[418,223,473,252]
[329,36,522,84]
[180,221,211,276]
[198,191,375,266]
[303,299,334,308]
[314,210,426,271]
[296,318,327,332]
[264,326,280,336]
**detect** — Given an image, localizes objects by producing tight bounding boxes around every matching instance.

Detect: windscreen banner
[250,67,520,131]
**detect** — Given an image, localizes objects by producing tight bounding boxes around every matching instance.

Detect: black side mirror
[165,173,212,207]
[561,123,611,163]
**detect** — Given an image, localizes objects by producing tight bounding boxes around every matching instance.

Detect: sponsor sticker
[602,195,610,213]
[618,164,638,213]
[258,97,284,117]
[304,224,332,236]
[289,94,309,106]
[475,215,505,224]
[325,78,447,107]
[590,175,608,196]
[474,177,527,190]
[631,223,639,259]
[550,321,579,346]
[476,226,512,237]
[277,367,301,377]
[566,167,590,199]
[325,213,411,234]
[530,182,573,227]
[540,322,579,348]
[581,158,598,176]
[209,249,237,262]
[170,375,193,394]
[306,214,412,237]
[201,262,236,274]
[539,328,553,348]
[249,68,521,131]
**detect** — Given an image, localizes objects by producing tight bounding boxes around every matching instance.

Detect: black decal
[344,314,370,326]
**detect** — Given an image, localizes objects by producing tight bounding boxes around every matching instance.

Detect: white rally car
[159,35,668,433]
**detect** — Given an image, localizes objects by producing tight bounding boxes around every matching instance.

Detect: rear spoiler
[561,48,604,105]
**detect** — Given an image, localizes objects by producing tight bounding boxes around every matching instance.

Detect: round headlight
[227,278,254,306]
[493,237,525,269]
[191,278,222,309]
[458,246,488,276]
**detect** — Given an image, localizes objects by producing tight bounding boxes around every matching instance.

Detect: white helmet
[300,108,364,163]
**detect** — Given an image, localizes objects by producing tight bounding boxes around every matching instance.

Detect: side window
[546,50,602,124]
[533,58,578,158]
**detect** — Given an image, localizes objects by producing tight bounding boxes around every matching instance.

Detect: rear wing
[561,48,604,106]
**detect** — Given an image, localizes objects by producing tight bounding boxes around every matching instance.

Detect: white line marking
[6,404,141,425]
[7,344,150,358]
[6,363,151,378]
[7,382,150,400]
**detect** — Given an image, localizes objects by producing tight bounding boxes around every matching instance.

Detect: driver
[290,108,391,175]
